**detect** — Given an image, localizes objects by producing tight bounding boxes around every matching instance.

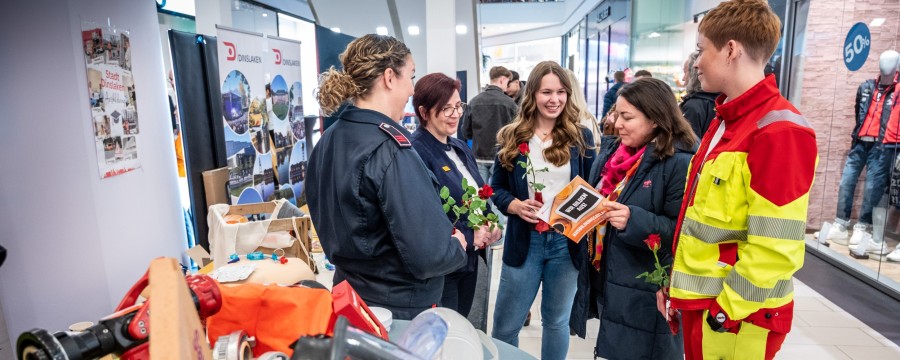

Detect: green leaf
[467,212,481,225]
[533,183,546,191]
[461,178,469,189]
[487,213,498,221]
[635,272,649,279]
[440,186,450,199]
[537,167,549,172]
[447,197,456,206]
[442,204,450,213]
[470,199,484,210]
[461,193,470,202]
[459,207,469,215]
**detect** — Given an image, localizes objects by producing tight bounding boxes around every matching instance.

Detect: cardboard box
[202,167,230,208]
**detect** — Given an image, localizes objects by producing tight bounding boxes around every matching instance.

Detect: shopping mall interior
[2,0,900,359]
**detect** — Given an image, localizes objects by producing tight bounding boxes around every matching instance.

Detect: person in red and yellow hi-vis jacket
[657,1,818,359]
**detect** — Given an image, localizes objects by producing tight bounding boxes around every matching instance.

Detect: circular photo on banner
[278,184,297,206]
[289,144,308,204]
[236,187,263,205]
[253,152,276,201]
[289,81,305,140]
[248,97,270,154]
[221,70,250,135]
[271,75,289,120]
[273,144,292,186]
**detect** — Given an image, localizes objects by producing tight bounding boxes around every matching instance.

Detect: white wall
[0,0,186,340]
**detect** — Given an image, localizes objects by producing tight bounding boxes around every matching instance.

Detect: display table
[388,319,537,360]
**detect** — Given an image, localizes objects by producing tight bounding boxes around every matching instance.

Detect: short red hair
[412,73,461,126]
[699,0,781,63]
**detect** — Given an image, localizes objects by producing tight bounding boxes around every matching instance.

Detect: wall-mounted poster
[83,26,141,178]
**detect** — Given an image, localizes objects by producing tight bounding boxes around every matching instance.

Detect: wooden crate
[226,202,317,273]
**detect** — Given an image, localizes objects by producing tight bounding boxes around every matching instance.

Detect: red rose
[478,185,493,200]
[518,142,529,155]
[643,234,661,251]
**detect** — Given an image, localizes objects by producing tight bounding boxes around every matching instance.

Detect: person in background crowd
[602,104,620,136]
[634,69,653,79]
[680,51,720,139]
[662,1,818,359]
[308,34,467,320]
[462,66,519,183]
[582,78,695,359]
[603,71,626,118]
[490,60,594,360]
[410,73,503,317]
[565,68,602,147]
[506,70,524,105]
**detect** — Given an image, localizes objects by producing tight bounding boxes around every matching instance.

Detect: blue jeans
[491,231,578,360]
[836,141,891,226]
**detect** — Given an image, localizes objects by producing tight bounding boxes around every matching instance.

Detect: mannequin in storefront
[823,50,899,255]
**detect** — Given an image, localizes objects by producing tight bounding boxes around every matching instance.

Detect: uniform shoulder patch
[378,123,412,147]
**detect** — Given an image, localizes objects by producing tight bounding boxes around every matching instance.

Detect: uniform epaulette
[379,123,411,147]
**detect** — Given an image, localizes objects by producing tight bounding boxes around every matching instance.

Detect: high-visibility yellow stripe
[672,271,723,297]
[725,271,793,303]
[747,215,805,240]
[682,217,747,244]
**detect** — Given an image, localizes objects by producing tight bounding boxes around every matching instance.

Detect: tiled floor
[482,249,900,360]
[313,251,900,359]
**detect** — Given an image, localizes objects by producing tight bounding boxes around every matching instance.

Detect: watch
[706,311,729,333]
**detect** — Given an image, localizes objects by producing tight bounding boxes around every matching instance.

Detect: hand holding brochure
[535,176,609,242]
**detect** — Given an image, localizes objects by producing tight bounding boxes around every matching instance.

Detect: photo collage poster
[217,28,305,206]
[83,26,140,178]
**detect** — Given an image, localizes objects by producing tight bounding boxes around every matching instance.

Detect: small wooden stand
[225,202,317,272]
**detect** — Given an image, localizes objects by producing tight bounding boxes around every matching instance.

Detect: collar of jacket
[484,84,505,93]
[714,74,780,125]
[340,105,412,133]
[411,127,466,152]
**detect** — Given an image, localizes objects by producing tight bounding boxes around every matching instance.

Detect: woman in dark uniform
[409,73,502,316]
[307,34,467,320]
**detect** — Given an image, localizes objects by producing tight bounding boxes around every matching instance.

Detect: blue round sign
[844,22,871,71]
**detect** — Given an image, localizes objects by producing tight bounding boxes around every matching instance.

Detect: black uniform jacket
[306,106,467,309]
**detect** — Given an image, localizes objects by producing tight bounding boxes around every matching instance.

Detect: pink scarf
[599,144,646,196]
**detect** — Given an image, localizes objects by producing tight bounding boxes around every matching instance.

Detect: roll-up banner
[266,36,306,207]
[217,26,305,206]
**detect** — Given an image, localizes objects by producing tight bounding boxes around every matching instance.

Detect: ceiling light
[456,25,468,35]
[870,18,886,27]
[261,12,268,17]
[330,27,341,33]
[648,32,661,38]
[408,25,420,36]
[376,26,388,35]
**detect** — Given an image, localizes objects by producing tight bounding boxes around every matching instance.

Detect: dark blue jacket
[490,128,595,270]
[306,106,466,312]
[410,128,492,273]
[576,136,692,359]
[602,82,624,117]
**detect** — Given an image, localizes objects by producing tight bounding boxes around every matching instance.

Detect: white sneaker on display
[848,223,870,246]
[887,248,900,262]
[849,233,871,259]
[848,234,890,255]
[825,222,850,244]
